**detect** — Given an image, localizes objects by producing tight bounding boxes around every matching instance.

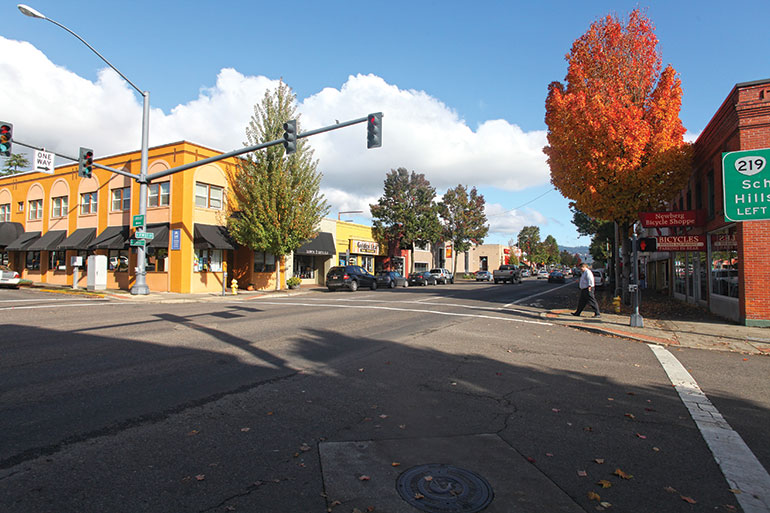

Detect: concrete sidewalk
[542,308,770,356]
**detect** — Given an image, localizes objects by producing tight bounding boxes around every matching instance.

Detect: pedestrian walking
[572,263,601,318]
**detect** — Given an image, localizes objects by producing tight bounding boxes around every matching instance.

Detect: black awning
[0,222,24,248]
[57,228,96,250]
[90,226,129,250]
[146,223,169,248]
[194,224,234,250]
[295,232,336,256]
[28,230,67,251]
[5,231,41,251]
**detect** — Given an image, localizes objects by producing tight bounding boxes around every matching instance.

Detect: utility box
[87,254,107,291]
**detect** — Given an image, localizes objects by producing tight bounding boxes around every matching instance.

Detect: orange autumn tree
[544,9,692,296]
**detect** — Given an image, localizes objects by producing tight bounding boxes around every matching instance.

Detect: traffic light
[637,237,657,252]
[0,122,12,157]
[367,112,382,149]
[282,119,297,155]
[78,147,93,178]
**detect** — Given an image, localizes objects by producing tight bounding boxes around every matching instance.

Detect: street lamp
[18,4,151,295]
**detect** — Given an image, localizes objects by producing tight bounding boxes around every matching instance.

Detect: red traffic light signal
[0,122,12,157]
[78,147,94,178]
[367,112,382,149]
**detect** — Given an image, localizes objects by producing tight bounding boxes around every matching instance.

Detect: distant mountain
[559,245,592,263]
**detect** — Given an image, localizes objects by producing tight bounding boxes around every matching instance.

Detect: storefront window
[49,250,66,271]
[194,249,222,272]
[673,252,686,295]
[108,250,129,272]
[710,227,738,299]
[1,251,8,266]
[361,255,374,273]
[293,255,315,279]
[78,250,92,271]
[26,251,40,270]
[254,251,276,273]
[146,248,168,272]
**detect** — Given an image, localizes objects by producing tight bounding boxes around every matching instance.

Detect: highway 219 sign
[722,148,770,222]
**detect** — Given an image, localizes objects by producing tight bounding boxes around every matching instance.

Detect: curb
[542,310,680,348]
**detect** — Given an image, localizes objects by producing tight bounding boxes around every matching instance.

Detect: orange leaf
[614,468,633,479]
[597,480,612,488]
[680,495,697,504]
[587,491,601,501]
[358,475,370,481]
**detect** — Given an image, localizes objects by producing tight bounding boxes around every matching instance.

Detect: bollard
[231,278,238,295]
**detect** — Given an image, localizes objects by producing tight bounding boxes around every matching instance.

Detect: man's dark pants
[575,287,600,315]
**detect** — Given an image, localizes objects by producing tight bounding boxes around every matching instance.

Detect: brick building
[651,79,770,326]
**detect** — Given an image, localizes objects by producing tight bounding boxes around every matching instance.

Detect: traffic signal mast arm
[10,139,138,179]
[147,113,381,182]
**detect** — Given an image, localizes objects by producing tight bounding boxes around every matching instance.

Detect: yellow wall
[334,220,385,266]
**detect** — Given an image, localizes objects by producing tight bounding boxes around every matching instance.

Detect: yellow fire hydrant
[613,296,621,314]
[231,278,238,295]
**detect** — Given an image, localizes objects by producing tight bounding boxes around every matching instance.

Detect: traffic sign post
[722,148,770,222]
[132,214,145,227]
[130,239,146,247]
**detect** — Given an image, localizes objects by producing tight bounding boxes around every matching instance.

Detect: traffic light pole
[132,92,151,295]
[630,225,643,327]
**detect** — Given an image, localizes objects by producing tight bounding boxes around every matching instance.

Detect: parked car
[475,270,493,281]
[548,270,566,284]
[408,271,437,286]
[537,268,549,279]
[0,265,20,288]
[520,269,530,278]
[429,268,454,284]
[592,269,607,288]
[376,271,408,288]
[326,265,378,292]
[493,265,522,284]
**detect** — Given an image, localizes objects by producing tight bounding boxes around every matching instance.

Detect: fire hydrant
[613,296,621,314]
[231,278,238,295]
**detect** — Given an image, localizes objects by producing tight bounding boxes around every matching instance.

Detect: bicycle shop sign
[639,210,705,227]
[655,234,707,252]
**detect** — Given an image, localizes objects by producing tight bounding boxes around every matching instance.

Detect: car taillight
[343,274,350,279]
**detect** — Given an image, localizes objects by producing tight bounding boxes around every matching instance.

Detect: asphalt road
[0,279,768,512]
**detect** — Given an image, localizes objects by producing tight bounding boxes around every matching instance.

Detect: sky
[2,0,769,248]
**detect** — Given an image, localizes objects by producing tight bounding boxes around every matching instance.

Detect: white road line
[0,298,100,303]
[649,345,770,512]
[505,281,575,308]
[0,300,110,311]
[251,300,553,326]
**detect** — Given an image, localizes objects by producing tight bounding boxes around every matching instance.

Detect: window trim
[51,196,69,218]
[0,203,10,222]
[28,199,43,220]
[148,181,170,208]
[81,191,98,215]
[195,182,224,210]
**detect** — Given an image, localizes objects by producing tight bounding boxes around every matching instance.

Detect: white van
[592,269,607,287]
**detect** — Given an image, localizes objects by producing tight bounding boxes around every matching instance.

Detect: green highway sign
[134,231,155,240]
[130,239,146,247]
[132,214,145,227]
[723,148,770,222]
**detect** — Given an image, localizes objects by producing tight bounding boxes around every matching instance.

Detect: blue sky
[2,0,769,248]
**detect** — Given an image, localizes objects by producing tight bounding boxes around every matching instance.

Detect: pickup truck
[493,265,522,284]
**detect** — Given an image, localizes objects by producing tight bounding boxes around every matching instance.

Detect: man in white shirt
[572,263,601,318]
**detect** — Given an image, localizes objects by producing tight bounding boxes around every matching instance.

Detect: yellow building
[0,141,284,293]
[334,220,386,273]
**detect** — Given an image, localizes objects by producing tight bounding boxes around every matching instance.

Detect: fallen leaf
[577,470,587,477]
[594,458,605,464]
[399,424,406,429]
[414,493,425,499]
[627,391,636,395]
[624,413,636,420]
[614,468,633,480]
[728,488,742,494]
[584,426,593,432]
[300,444,311,452]
[664,486,677,493]
[225,506,236,512]
[195,474,205,481]
[552,408,561,413]
[379,414,388,419]
[495,372,502,376]
[358,475,370,481]
[600,501,612,508]
[653,447,660,452]
[526,457,536,463]
[391,462,401,467]
[423,476,433,482]
[645,407,657,412]
[607,397,615,401]
[597,480,612,488]
[240,427,251,432]
[587,491,601,501]
[358,368,365,372]
[546,453,554,457]
[267,411,273,416]
[367,508,375,512]
[636,433,647,439]
[187,430,199,436]
[681,495,697,504]
[353,509,363,513]
[450,382,457,386]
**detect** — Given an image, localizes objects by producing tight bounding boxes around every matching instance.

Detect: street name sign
[34,150,54,174]
[132,214,145,227]
[130,239,146,247]
[722,148,770,221]
[134,231,155,240]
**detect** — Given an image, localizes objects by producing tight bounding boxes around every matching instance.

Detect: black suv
[326,265,377,292]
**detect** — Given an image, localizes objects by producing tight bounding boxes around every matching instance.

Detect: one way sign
[34,150,54,174]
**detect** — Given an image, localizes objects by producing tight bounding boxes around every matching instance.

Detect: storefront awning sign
[350,239,379,255]
[639,210,705,227]
[655,235,706,252]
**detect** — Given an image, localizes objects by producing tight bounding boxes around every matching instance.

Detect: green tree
[227,80,329,289]
[370,168,441,273]
[438,184,489,276]
[543,235,559,265]
[517,226,541,266]
[1,153,30,175]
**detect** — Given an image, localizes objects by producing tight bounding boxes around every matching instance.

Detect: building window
[0,203,10,221]
[51,196,69,218]
[81,192,98,214]
[111,187,131,211]
[26,251,41,270]
[254,251,276,273]
[28,199,43,220]
[49,250,66,271]
[710,226,738,299]
[18,201,23,212]
[108,250,129,272]
[673,252,687,295]
[195,182,223,210]
[145,247,168,272]
[194,249,222,272]
[707,170,715,218]
[148,182,170,207]
[293,255,315,279]
[695,180,703,210]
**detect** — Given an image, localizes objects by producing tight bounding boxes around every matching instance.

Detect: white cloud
[484,203,548,239]
[1,36,552,219]
[684,130,700,143]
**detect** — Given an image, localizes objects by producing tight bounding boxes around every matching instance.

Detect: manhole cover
[396,464,494,512]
